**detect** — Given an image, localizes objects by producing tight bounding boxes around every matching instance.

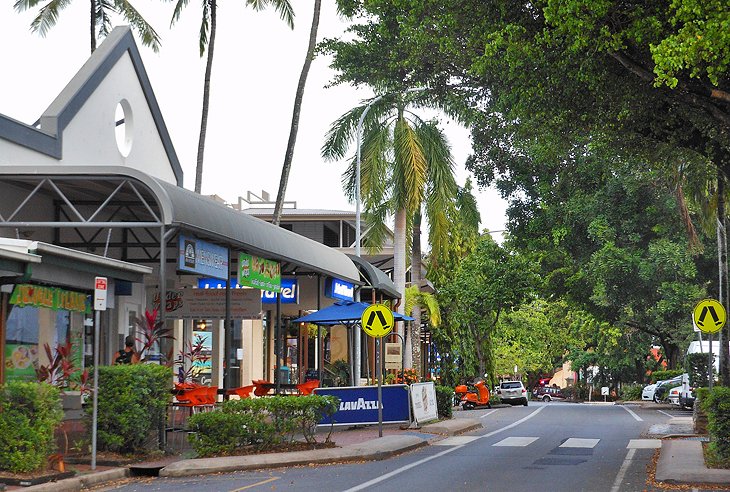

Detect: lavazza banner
[314,385,410,426]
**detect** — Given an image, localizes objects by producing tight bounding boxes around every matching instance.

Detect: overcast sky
[0,1,507,238]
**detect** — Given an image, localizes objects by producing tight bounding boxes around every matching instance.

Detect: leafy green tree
[439,235,537,380]
[169,0,294,193]
[15,0,161,53]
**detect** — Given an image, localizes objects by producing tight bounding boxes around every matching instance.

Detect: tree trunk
[194,0,217,194]
[411,212,422,377]
[718,171,730,384]
[272,0,321,226]
[89,0,96,53]
[394,208,408,362]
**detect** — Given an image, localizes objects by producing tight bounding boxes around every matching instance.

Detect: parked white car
[668,386,681,405]
[641,383,657,401]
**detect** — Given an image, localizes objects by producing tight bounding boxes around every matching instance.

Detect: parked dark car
[533,386,567,402]
[653,376,683,403]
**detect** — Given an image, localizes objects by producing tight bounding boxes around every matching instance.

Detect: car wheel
[542,395,550,402]
[653,394,660,403]
[523,398,528,406]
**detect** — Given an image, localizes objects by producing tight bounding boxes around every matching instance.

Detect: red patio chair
[296,379,320,396]
[227,385,255,399]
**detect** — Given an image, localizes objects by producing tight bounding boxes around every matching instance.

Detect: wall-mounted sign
[385,342,402,370]
[178,235,229,280]
[197,278,299,304]
[10,284,89,313]
[238,253,281,292]
[153,288,262,319]
[325,277,354,301]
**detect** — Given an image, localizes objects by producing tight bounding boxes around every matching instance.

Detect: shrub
[84,364,172,454]
[619,384,644,401]
[685,353,712,387]
[435,385,453,419]
[188,395,339,457]
[0,382,63,473]
[701,386,730,462]
[650,369,684,383]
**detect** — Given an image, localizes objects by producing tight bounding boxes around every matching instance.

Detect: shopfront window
[4,284,88,383]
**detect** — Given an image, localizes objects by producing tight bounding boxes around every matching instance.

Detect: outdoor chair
[227,385,255,399]
[296,379,320,396]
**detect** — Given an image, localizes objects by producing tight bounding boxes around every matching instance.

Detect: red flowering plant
[35,340,90,394]
[135,308,174,362]
[396,368,420,385]
[174,334,210,385]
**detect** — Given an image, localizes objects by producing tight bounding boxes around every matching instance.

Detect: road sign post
[693,299,726,389]
[91,277,107,470]
[361,304,395,437]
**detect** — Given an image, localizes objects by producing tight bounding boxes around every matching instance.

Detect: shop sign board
[238,253,281,292]
[10,284,89,313]
[314,385,410,426]
[154,288,262,319]
[410,382,438,425]
[384,342,402,370]
[325,277,354,301]
[178,235,229,280]
[197,277,298,304]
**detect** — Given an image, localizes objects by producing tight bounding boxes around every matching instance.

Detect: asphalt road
[99,402,700,492]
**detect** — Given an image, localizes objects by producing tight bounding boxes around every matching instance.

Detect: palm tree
[272,0,320,226]
[322,92,458,369]
[169,0,294,194]
[404,285,441,375]
[15,0,161,53]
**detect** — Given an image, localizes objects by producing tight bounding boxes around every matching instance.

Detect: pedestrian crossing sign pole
[692,299,726,389]
[361,304,396,438]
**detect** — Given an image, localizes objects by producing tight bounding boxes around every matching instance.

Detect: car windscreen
[501,382,522,389]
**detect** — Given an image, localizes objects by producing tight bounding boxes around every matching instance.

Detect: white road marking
[560,438,599,448]
[343,406,546,492]
[479,409,498,419]
[627,439,661,449]
[493,436,539,447]
[657,410,674,418]
[620,405,643,421]
[432,436,481,446]
[610,448,636,492]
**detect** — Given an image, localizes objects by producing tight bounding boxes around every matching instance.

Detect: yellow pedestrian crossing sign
[361,303,394,338]
[693,299,726,334]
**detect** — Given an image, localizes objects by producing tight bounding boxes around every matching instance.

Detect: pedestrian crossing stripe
[493,437,539,447]
[432,436,481,446]
[434,436,662,449]
[627,439,661,449]
[560,438,600,448]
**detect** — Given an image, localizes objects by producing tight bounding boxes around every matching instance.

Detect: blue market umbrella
[293,300,414,325]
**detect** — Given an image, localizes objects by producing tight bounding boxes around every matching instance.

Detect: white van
[686,341,727,372]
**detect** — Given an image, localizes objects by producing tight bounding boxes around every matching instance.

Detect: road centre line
[230,476,279,491]
[609,448,636,492]
[657,410,674,418]
[343,406,546,492]
[620,405,643,422]
[480,409,498,419]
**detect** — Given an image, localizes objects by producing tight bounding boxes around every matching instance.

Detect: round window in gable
[114,99,134,157]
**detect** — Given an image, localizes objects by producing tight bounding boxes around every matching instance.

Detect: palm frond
[393,117,427,213]
[27,0,72,36]
[321,105,363,161]
[170,0,190,26]
[246,0,294,29]
[363,204,390,253]
[456,179,482,232]
[198,1,210,56]
[114,0,161,52]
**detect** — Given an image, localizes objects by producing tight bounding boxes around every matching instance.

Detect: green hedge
[0,382,63,473]
[619,384,643,401]
[685,353,712,387]
[84,364,172,454]
[435,385,453,419]
[701,386,730,462]
[187,395,339,457]
[649,369,685,383]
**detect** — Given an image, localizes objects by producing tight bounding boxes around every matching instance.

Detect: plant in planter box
[135,309,174,363]
[0,382,63,473]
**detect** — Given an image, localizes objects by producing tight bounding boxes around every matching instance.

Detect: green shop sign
[10,284,90,313]
[238,253,281,293]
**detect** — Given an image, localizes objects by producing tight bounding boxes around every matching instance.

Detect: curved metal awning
[0,166,360,283]
[347,254,399,299]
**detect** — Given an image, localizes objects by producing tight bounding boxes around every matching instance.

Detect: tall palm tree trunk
[394,208,407,358]
[194,0,217,194]
[273,0,321,225]
[89,0,96,53]
[410,212,422,375]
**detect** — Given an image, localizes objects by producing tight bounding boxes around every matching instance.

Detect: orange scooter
[456,380,491,410]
